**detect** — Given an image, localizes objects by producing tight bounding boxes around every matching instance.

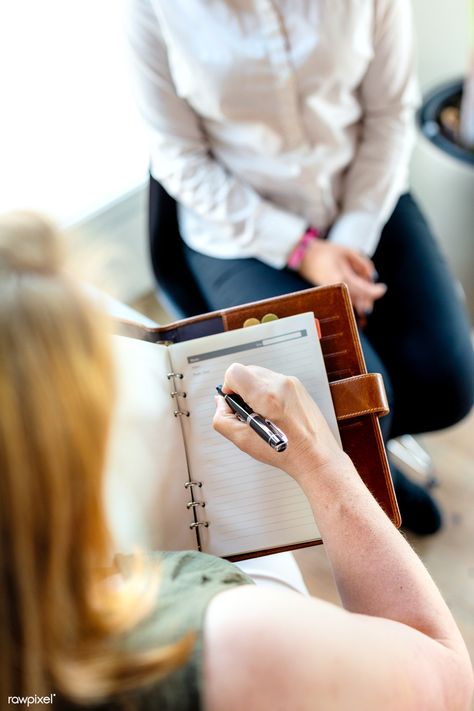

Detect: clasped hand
[298,240,387,318]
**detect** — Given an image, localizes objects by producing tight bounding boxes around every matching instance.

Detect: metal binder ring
[167,372,184,380]
[184,481,202,489]
[189,521,209,529]
[186,501,206,509]
[170,391,187,398]
[174,409,190,417]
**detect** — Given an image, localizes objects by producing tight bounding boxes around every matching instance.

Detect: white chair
[388,436,438,489]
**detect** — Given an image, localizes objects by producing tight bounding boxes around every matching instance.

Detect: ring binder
[187,500,206,509]
[169,372,189,418]
[184,468,207,546]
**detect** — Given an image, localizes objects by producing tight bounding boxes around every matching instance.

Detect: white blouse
[127,0,419,268]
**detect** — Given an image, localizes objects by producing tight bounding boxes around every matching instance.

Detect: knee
[429,352,474,429]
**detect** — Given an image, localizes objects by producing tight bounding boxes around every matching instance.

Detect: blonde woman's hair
[0,212,192,705]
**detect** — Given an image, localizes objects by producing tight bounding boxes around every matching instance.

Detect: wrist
[287,227,320,270]
[291,450,356,492]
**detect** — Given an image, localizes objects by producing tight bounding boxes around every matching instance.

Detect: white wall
[412,0,469,91]
[0,0,149,224]
[0,0,154,303]
[410,0,474,318]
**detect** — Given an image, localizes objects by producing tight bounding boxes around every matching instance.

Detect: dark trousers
[184,194,474,442]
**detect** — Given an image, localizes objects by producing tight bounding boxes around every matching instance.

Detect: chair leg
[387,435,439,489]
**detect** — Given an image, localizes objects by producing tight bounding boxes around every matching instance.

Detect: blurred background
[1,0,473,690]
[1,0,472,311]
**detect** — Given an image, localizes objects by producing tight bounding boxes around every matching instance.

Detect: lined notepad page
[169,313,340,558]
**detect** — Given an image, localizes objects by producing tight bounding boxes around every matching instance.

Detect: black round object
[418,78,474,166]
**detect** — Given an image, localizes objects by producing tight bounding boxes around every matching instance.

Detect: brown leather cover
[115,284,401,556]
[330,374,389,421]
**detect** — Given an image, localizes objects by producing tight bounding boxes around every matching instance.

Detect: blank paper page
[169,314,339,558]
[105,336,196,554]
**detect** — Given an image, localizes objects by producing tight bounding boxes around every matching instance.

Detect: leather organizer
[115,284,401,529]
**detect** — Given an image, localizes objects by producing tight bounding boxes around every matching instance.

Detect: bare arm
[203,364,473,711]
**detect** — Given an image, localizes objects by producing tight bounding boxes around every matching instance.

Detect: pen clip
[259,418,288,451]
[264,419,287,441]
[216,384,288,451]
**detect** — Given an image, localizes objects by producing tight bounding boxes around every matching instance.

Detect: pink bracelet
[287,227,319,270]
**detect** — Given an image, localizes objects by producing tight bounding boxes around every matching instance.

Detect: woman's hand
[298,240,387,318]
[212,363,348,484]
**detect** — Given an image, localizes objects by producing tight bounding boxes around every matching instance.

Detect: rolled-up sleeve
[126,0,306,268]
[328,0,419,256]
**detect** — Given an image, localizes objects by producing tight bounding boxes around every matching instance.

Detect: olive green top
[120,551,254,710]
[56,551,253,710]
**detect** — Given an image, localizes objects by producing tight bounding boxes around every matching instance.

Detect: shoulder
[202,585,349,711]
[201,585,457,711]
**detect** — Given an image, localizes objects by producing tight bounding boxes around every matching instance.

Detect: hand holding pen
[213,363,346,481]
[216,385,288,452]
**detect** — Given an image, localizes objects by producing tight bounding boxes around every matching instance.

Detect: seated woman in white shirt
[127,0,474,534]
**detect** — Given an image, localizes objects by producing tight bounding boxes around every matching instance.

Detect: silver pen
[216,385,288,452]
